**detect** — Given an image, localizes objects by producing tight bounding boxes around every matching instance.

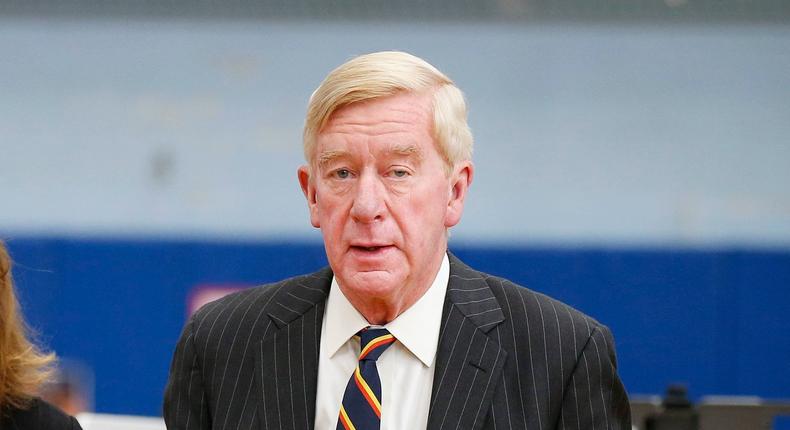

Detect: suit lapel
[255,268,332,430]
[428,253,507,430]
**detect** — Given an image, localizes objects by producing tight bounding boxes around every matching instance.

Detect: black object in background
[645,385,699,430]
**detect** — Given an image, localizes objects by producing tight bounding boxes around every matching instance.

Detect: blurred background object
[633,385,790,430]
[644,384,699,430]
[76,412,165,430]
[1,0,789,424]
[40,358,94,416]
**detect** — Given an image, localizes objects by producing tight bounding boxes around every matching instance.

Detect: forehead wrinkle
[322,119,422,136]
[330,102,428,122]
[330,117,419,126]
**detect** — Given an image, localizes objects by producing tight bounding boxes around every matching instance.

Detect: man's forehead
[331,91,432,116]
[322,92,432,132]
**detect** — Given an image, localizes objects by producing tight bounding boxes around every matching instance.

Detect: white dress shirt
[314,253,450,430]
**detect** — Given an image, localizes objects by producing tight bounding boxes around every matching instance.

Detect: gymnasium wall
[2,19,789,416]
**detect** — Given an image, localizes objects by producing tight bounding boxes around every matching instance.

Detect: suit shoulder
[482,272,606,339]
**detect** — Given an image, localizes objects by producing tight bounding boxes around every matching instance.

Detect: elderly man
[164,51,630,430]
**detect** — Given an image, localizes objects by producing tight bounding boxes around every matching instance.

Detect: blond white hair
[0,241,55,409]
[303,51,473,171]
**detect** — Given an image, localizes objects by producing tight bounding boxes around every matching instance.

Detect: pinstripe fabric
[163,253,630,430]
[164,269,331,430]
[427,254,631,430]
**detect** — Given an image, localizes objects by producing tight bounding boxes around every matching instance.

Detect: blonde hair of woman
[0,241,55,410]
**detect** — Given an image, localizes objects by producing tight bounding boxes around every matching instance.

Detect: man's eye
[335,169,350,179]
[391,169,409,178]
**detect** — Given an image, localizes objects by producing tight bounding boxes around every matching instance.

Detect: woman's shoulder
[0,397,82,430]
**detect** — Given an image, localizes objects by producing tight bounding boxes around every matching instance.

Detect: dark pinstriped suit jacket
[164,253,631,429]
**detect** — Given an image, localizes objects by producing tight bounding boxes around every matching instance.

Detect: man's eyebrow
[389,144,422,159]
[317,150,350,168]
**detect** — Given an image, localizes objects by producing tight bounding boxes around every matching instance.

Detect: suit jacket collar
[443,252,505,332]
[265,268,333,330]
[427,253,507,430]
[255,252,507,430]
[255,267,332,430]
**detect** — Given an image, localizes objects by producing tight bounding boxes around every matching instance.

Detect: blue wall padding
[5,237,789,416]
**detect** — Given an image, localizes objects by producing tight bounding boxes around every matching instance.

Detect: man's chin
[339,270,403,295]
[347,268,395,282]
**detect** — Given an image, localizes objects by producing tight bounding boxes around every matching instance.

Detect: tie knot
[357,327,395,362]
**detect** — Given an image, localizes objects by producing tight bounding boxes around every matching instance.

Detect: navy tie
[336,328,396,430]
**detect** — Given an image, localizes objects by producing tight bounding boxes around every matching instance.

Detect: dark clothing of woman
[0,397,82,430]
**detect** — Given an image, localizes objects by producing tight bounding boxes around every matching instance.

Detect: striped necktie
[336,327,396,430]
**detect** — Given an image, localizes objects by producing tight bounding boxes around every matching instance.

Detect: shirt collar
[323,253,450,367]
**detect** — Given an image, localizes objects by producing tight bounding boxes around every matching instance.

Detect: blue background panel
[5,237,790,416]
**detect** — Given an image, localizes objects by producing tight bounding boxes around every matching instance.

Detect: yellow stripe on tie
[354,366,382,416]
[339,405,357,430]
[358,334,395,360]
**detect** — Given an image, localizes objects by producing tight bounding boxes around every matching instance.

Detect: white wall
[2,20,789,246]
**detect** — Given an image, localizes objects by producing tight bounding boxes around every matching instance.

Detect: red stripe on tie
[358,335,395,360]
[354,369,382,418]
[338,405,355,430]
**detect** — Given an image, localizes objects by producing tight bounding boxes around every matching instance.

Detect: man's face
[298,91,472,316]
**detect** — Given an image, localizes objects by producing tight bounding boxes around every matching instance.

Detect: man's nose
[350,172,386,223]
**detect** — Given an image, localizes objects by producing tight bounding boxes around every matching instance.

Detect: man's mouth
[350,245,392,252]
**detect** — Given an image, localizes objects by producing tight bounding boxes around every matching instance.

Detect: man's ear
[445,161,474,228]
[298,165,321,228]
